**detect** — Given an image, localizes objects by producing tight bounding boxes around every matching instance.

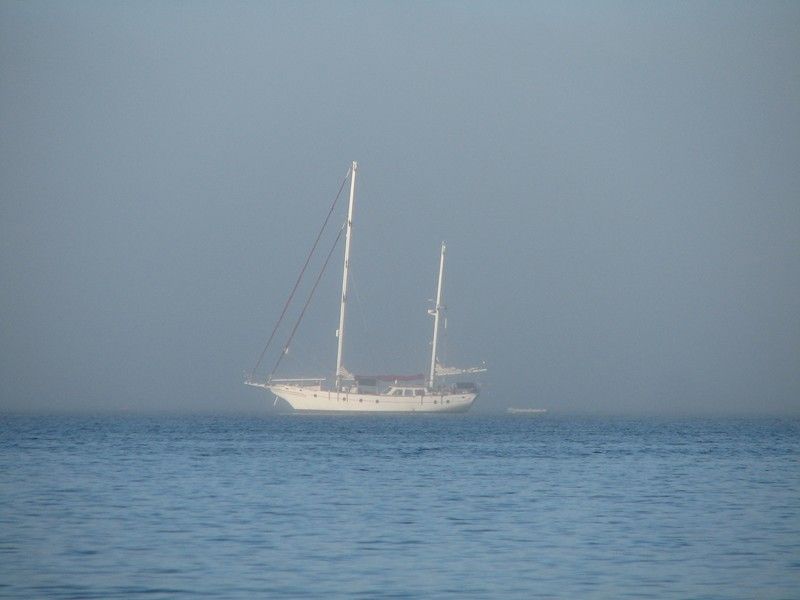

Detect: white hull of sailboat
[268,384,477,413]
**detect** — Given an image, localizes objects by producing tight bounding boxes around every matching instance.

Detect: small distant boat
[507,408,547,414]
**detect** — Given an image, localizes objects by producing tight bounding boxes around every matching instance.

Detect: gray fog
[1,2,798,415]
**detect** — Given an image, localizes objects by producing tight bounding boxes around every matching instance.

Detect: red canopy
[356,373,425,382]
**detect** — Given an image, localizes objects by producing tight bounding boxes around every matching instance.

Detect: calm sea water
[1,414,798,599]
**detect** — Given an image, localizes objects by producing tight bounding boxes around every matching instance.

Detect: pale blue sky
[1,1,798,414]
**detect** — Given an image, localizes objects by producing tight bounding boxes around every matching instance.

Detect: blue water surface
[1,414,798,599]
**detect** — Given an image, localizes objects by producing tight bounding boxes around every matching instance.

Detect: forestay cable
[251,167,351,378]
[268,223,345,380]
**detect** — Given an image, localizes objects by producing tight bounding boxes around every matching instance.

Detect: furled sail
[434,361,487,377]
[338,365,355,380]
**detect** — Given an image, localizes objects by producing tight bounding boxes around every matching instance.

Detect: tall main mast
[428,242,446,389]
[335,161,357,390]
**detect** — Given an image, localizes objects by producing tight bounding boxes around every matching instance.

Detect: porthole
[359,398,363,403]
[313,394,317,398]
[375,399,379,404]
[446,400,450,404]
[434,400,437,404]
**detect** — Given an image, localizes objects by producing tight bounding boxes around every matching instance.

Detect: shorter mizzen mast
[335,161,357,391]
[428,242,446,389]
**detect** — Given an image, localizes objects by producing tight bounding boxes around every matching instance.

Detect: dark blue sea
[1,415,798,599]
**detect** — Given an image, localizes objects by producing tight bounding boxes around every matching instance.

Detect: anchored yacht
[246,161,485,412]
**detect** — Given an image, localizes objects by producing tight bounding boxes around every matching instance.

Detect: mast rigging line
[251,166,352,378]
[268,223,346,381]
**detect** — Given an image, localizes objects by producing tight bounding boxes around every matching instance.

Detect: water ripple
[1,415,798,598]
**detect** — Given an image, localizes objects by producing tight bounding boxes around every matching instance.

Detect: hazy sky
[1,1,798,415]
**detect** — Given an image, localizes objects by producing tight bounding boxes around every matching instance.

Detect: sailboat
[246,161,485,412]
